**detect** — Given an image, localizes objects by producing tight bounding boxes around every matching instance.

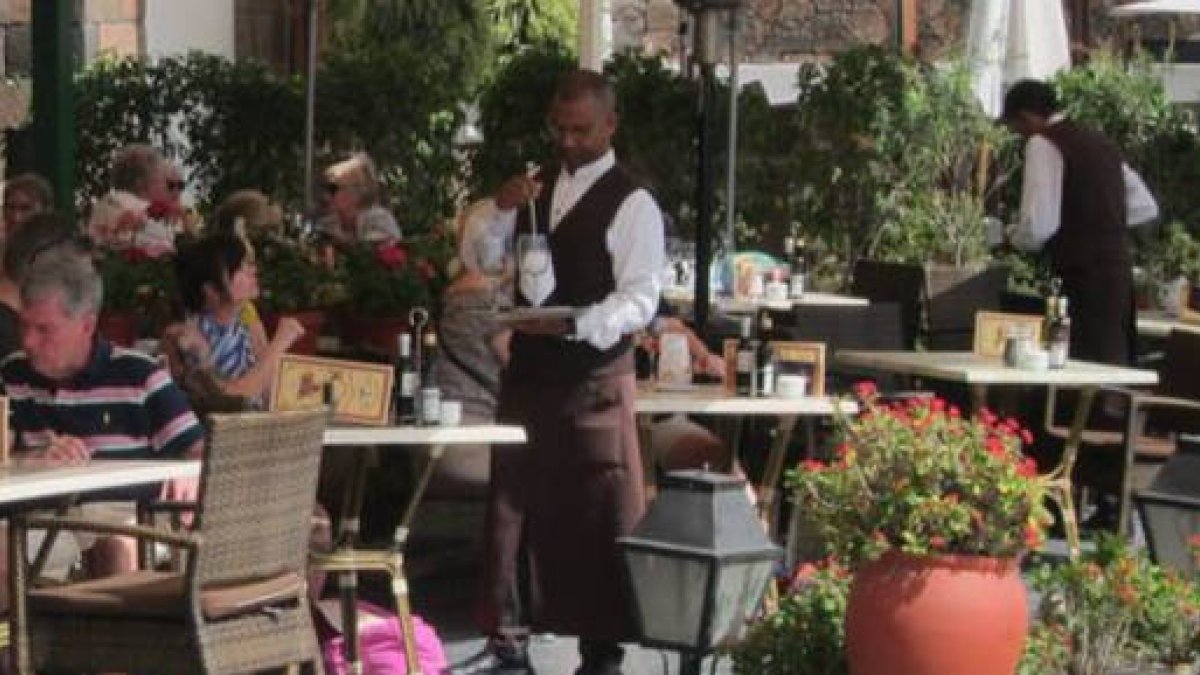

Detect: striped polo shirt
[0,339,203,458]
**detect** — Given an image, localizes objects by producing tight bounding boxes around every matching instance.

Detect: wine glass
[474,231,510,309]
[517,233,551,275]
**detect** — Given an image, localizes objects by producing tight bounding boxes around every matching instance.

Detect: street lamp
[673,0,742,331]
[618,470,781,675]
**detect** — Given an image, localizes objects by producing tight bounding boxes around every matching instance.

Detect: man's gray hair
[110,144,166,195]
[20,249,104,317]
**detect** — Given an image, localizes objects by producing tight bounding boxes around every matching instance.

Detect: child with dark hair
[164,233,303,408]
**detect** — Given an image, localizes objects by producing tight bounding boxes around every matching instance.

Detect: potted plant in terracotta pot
[336,237,448,358]
[97,247,177,346]
[789,382,1052,675]
[253,234,339,354]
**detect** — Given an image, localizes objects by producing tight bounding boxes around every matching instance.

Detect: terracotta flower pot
[338,313,409,359]
[846,550,1028,675]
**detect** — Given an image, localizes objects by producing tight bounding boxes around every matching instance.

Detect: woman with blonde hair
[319,152,401,245]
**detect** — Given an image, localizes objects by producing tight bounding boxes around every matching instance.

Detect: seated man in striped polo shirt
[0,246,203,586]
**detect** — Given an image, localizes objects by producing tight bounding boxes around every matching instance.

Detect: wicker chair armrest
[19,516,200,550]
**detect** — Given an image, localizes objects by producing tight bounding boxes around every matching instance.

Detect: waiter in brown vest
[458,69,663,675]
[1000,79,1158,366]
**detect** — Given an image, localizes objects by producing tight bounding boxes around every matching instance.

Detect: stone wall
[613,0,1143,64]
[0,0,142,78]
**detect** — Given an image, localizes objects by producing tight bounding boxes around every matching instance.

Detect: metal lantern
[618,470,781,675]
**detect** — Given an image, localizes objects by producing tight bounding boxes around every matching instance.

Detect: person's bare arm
[221,317,304,399]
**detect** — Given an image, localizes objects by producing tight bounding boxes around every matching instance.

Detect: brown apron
[478,354,645,642]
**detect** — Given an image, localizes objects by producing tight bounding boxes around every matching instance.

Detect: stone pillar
[579,0,612,71]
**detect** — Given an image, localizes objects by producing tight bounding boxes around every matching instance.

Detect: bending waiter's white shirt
[1009,116,1159,252]
[463,149,663,351]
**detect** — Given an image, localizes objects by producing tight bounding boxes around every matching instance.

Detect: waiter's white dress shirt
[465,149,664,351]
[1010,114,1160,251]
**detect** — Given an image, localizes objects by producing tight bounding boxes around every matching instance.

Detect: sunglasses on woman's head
[323,182,342,195]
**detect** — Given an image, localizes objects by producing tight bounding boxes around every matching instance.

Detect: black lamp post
[618,470,781,675]
[674,0,742,331]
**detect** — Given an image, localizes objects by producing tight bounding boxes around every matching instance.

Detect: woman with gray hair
[319,152,402,245]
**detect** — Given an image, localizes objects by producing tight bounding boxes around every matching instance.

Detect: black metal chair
[849,260,925,350]
[781,302,907,393]
[924,264,1011,350]
[1135,488,1200,577]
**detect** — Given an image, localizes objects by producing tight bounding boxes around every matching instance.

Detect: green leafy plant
[730,559,851,675]
[251,235,339,314]
[1025,534,1200,674]
[1139,221,1200,285]
[783,47,1016,269]
[97,248,177,324]
[788,382,1052,564]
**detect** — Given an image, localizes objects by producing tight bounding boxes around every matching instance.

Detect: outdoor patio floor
[392,500,736,675]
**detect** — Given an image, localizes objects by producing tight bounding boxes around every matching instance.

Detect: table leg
[636,416,657,502]
[1043,386,1096,559]
[335,447,372,675]
[387,443,445,675]
[757,415,799,534]
[9,515,29,675]
[969,384,989,413]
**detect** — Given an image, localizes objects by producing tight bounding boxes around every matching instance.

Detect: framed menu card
[973,311,1044,358]
[270,355,394,426]
[721,339,826,397]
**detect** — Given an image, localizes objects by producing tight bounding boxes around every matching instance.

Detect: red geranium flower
[375,243,408,270]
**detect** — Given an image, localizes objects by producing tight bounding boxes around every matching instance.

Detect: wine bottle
[1047,297,1070,369]
[756,311,776,397]
[789,237,808,298]
[735,317,757,397]
[1043,277,1063,347]
[419,328,441,426]
[393,332,418,425]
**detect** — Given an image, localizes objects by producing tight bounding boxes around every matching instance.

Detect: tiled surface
[402,501,735,675]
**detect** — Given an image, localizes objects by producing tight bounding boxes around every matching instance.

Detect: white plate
[495,306,577,324]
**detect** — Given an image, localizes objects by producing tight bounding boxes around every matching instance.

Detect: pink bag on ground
[316,598,448,675]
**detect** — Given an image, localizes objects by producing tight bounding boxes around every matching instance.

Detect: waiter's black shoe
[575,640,625,675]
[452,638,536,675]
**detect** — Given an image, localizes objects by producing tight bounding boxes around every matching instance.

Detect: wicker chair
[1047,329,1200,536]
[12,410,328,675]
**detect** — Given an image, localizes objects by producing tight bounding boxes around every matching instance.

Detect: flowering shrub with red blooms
[339,239,448,315]
[788,381,1052,563]
[1023,534,1200,674]
[730,558,851,675]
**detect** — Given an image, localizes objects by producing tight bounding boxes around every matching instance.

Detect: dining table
[1135,310,1200,339]
[634,384,857,538]
[834,350,1159,557]
[661,288,870,315]
[4,457,202,675]
[316,424,526,675]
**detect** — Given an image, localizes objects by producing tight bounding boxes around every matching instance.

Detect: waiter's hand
[38,432,92,462]
[513,318,569,336]
[495,174,543,211]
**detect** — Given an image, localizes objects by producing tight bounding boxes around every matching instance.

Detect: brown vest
[1038,120,1129,269]
[507,162,642,382]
